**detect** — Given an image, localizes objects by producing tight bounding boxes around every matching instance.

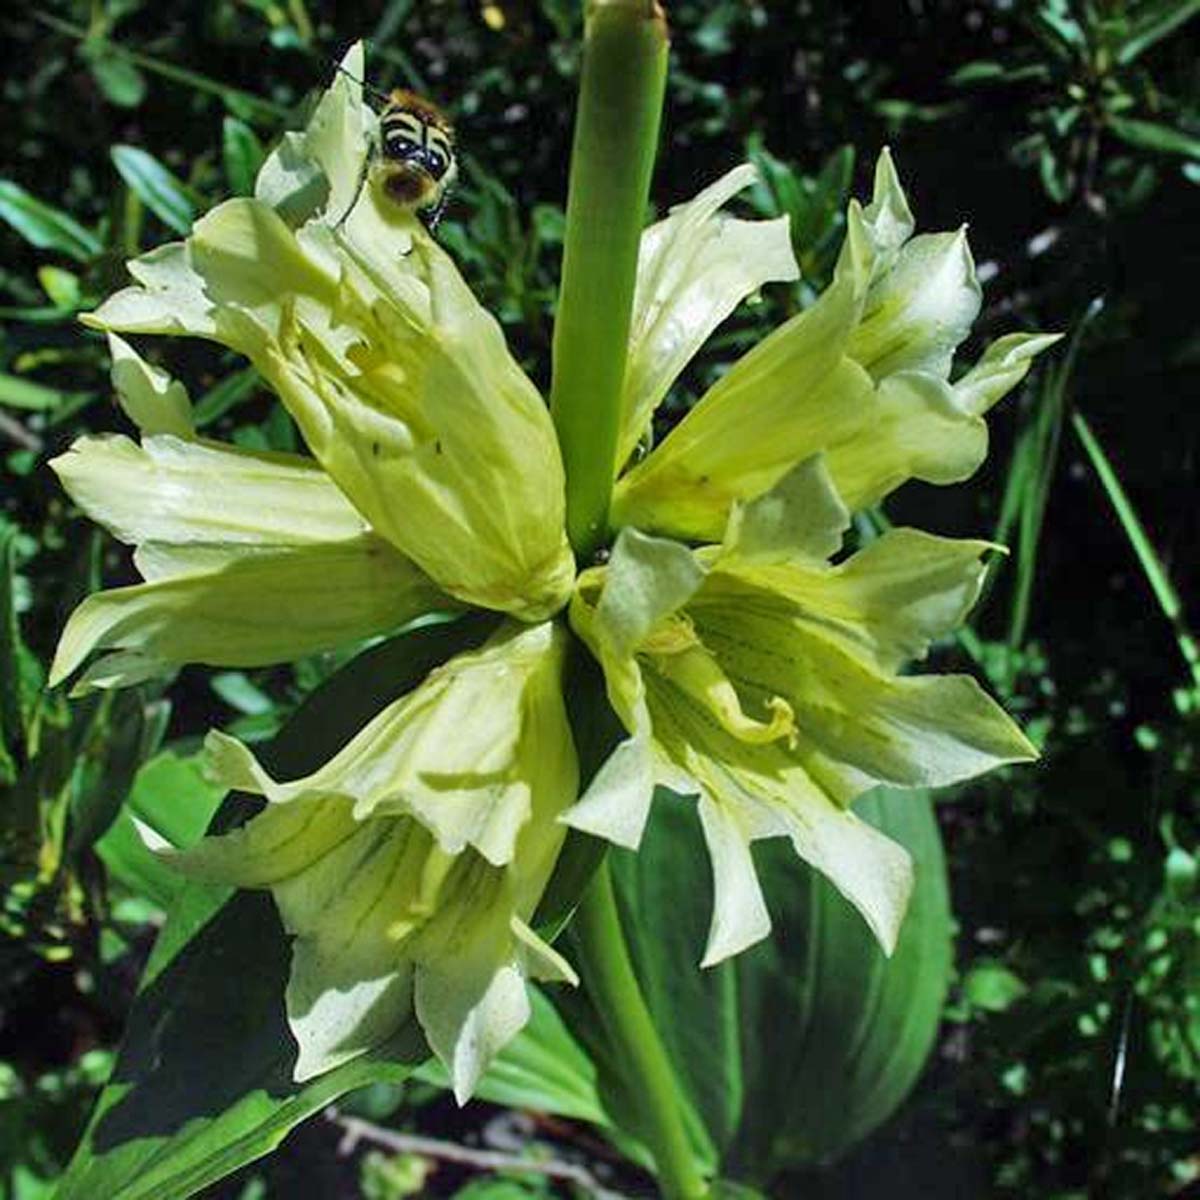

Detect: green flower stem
[551,0,668,559]
[573,859,709,1199]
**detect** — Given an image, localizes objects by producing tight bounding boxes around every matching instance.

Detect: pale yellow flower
[145,621,577,1100]
[611,150,1059,539]
[569,458,1035,963]
[49,43,1052,1099]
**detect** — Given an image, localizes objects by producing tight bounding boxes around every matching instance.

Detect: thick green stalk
[550,0,668,558]
[573,860,709,1198]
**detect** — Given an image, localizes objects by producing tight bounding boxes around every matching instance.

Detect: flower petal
[695,794,772,966]
[645,665,913,961]
[162,798,563,1091]
[51,534,447,690]
[564,530,707,848]
[107,333,193,437]
[151,793,420,1079]
[255,43,371,226]
[857,147,915,270]
[593,528,706,659]
[717,527,995,671]
[719,454,849,566]
[797,651,1038,788]
[846,228,982,382]
[823,371,985,511]
[94,195,575,621]
[560,734,657,850]
[767,780,914,957]
[152,792,361,887]
[203,622,576,868]
[612,275,873,542]
[51,433,367,550]
[650,640,794,745]
[953,331,1064,417]
[273,229,575,619]
[619,163,799,469]
[691,594,1037,791]
[414,902,530,1104]
[174,692,575,1094]
[85,241,216,339]
[824,329,1059,511]
[276,818,432,1080]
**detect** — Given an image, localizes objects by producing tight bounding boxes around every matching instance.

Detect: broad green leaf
[54,885,425,1200]
[223,118,266,197]
[599,785,952,1184]
[111,146,197,234]
[57,615,495,1200]
[1108,115,1200,160]
[0,180,101,261]
[66,690,160,855]
[731,787,952,1176]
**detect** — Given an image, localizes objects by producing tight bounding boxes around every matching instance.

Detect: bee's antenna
[330,58,392,106]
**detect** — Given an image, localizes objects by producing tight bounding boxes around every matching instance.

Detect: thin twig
[0,410,42,452]
[325,1106,624,1197]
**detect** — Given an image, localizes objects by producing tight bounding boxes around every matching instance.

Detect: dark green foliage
[1,2,1197,1197]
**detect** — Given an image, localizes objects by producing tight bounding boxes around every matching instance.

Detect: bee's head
[381,92,455,175]
[370,89,457,221]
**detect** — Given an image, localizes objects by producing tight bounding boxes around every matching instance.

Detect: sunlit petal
[619,163,798,468]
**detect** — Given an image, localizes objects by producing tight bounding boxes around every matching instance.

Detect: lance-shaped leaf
[618,163,798,470]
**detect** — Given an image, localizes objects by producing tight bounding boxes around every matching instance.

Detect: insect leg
[420,191,449,232]
[334,152,372,230]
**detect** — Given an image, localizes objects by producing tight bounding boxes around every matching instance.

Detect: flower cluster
[52,46,1054,1098]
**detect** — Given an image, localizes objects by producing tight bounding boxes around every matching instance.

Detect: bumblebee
[329,59,458,231]
[374,89,458,229]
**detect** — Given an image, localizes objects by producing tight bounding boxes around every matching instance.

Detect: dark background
[1,2,1198,1197]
